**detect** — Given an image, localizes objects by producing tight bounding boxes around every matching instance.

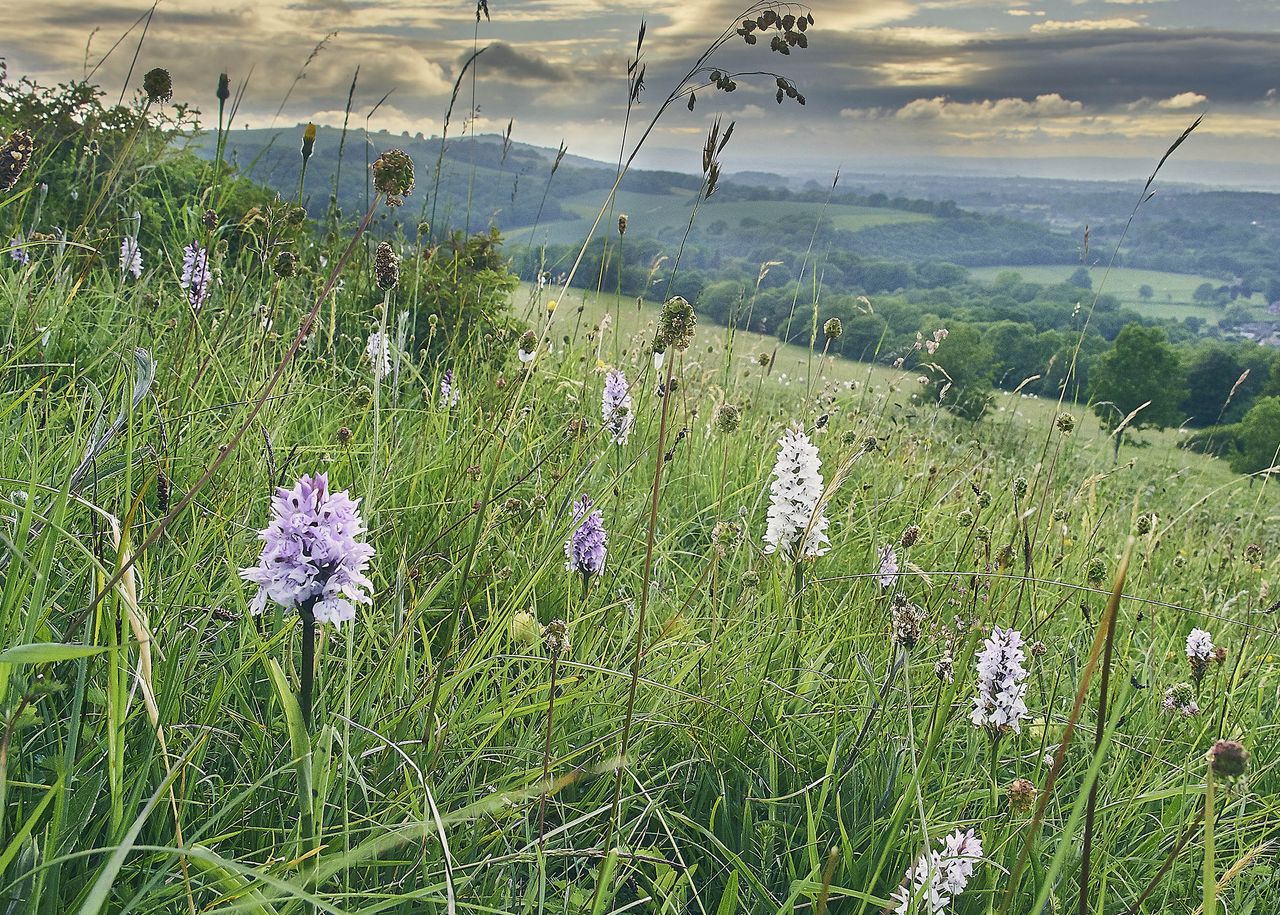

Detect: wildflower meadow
[0,5,1277,914]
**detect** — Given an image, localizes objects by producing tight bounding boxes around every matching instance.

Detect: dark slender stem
[300,600,317,730]
[607,356,675,835]
[537,652,561,846]
[1078,580,1120,915]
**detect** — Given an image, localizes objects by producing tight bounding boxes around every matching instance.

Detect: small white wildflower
[763,425,830,560]
[889,828,983,914]
[970,626,1029,736]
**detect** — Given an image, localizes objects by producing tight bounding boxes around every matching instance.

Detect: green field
[969,265,1265,323]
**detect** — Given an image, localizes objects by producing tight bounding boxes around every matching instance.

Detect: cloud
[1156,91,1207,109]
[1031,17,1144,32]
[470,42,565,84]
[893,93,1084,121]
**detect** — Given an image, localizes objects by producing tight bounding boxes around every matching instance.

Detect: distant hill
[191,126,1070,262]
[191,126,1280,297]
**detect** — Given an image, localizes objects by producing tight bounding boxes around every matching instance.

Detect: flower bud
[301,123,317,163]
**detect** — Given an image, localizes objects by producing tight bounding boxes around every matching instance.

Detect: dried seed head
[273,250,299,279]
[1012,476,1028,500]
[1136,512,1157,536]
[1244,543,1263,563]
[756,351,772,368]
[934,645,955,683]
[542,619,570,657]
[618,213,628,235]
[1208,740,1249,780]
[823,317,842,340]
[900,524,920,549]
[656,295,696,351]
[1007,778,1037,813]
[1086,556,1106,586]
[711,521,741,555]
[335,426,353,445]
[714,403,742,433]
[374,241,400,291]
[1055,412,1076,434]
[216,72,231,103]
[142,68,173,103]
[372,148,415,205]
[0,130,35,193]
[890,593,925,651]
[202,208,218,232]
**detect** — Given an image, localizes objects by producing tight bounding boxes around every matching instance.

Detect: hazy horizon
[9,1,1280,190]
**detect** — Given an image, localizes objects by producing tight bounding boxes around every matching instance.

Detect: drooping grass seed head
[142,68,172,103]
[0,130,34,193]
[372,148,415,206]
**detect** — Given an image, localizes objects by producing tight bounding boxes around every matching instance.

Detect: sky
[7,1,1280,186]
